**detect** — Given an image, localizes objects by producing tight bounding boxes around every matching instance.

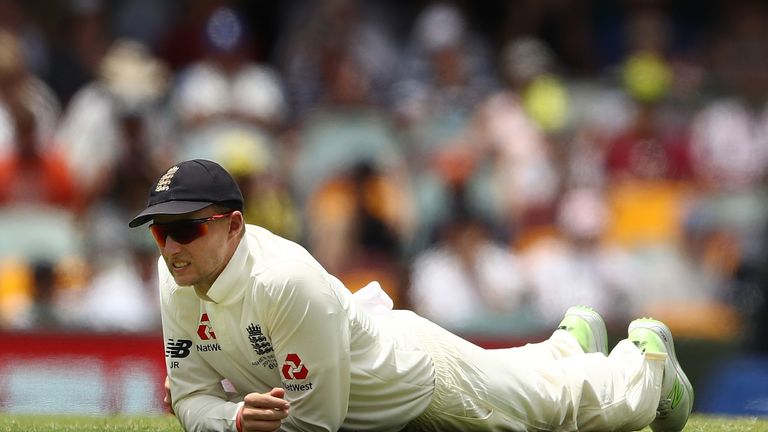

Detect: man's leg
[406,310,679,431]
[564,337,665,431]
[473,316,672,431]
[507,318,691,431]
[458,307,662,431]
[494,306,608,364]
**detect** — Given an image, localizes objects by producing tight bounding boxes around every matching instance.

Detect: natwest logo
[197,313,217,340]
[281,353,309,380]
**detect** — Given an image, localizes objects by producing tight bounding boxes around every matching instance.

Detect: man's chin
[171,274,198,287]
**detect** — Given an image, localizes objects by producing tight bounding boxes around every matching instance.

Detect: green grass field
[0,414,767,431]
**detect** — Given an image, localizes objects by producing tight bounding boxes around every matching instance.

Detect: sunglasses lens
[150,225,167,247]
[171,223,207,244]
[150,222,208,247]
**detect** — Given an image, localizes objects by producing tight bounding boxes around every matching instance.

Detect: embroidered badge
[155,166,179,192]
[247,323,277,369]
[247,323,273,355]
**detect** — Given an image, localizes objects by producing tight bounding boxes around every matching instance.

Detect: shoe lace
[656,397,672,418]
[656,380,683,418]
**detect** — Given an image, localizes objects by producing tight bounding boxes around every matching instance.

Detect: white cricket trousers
[404,314,666,432]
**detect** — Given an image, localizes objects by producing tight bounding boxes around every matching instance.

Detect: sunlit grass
[0,413,766,431]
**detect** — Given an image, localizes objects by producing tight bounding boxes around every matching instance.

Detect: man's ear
[229,211,245,239]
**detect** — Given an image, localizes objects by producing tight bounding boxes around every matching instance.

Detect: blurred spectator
[521,188,638,328]
[497,0,599,75]
[289,47,410,209]
[158,0,231,71]
[392,3,503,252]
[274,0,400,119]
[171,5,287,133]
[685,3,768,322]
[561,5,681,193]
[409,186,528,332]
[689,2,768,193]
[0,29,60,156]
[1,166,79,330]
[606,8,693,183]
[306,161,408,305]
[502,36,569,135]
[605,101,691,182]
[0,0,50,76]
[71,242,160,332]
[45,0,111,105]
[470,36,562,241]
[8,261,63,330]
[392,2,496,129]
[55,39,173,207]
[54,39,173,333]
[629,203,741,341]
[603,56,695,250]
[237,171,301,244]
[0,102,76,208]
[0,197,87,328]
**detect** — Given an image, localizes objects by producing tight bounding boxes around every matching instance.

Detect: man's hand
[238,387,290,432]
[164,376,174,415]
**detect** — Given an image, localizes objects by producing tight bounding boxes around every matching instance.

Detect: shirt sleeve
[257,260,351,432]
[159,264,242,432]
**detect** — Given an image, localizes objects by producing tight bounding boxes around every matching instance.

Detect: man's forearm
[175,394,244,432]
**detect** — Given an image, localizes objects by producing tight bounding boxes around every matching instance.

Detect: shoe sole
[565,306,608,355]
[629,319,694,418]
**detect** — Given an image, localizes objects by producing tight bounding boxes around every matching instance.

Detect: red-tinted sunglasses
[149,212,233,247]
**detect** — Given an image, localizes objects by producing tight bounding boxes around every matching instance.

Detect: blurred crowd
[0,0,766,353]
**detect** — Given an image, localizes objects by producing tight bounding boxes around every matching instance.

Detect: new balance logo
[165,339,193,358]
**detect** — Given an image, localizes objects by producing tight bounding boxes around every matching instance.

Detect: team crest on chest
[155,166,179,192]
[247,323,277,369]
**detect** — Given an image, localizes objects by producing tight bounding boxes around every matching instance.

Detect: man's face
[151,207,236,290]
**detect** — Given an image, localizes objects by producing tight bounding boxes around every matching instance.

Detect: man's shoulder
[245,224,321,270]
[256,258,327,288]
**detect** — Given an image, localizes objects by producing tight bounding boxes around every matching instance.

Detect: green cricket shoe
[557,306,608,355]
[628,318,694,432]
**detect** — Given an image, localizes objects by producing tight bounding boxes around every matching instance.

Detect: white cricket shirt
[161,225,435,432]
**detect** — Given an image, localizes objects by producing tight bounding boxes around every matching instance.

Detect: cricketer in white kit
[131,159,693,432]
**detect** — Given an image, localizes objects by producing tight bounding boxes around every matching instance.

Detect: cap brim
[128,201,213,227]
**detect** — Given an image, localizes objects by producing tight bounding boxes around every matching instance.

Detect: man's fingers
[244,391,290,411]
[241,418,283,432]
[240,404,289,432]
[241,406,290,421]
[240,389,289,431]
[163,376,174,415]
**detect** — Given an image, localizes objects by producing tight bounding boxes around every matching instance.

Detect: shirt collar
[204,234,251,305]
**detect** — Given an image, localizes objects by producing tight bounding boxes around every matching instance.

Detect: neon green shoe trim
[557,306,608,355]
[669,379,685,410]
[628,326,667,355]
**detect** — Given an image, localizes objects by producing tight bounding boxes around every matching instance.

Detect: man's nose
[163,235,183,253]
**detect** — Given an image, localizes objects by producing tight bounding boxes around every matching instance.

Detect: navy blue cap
[129,159,244,227]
